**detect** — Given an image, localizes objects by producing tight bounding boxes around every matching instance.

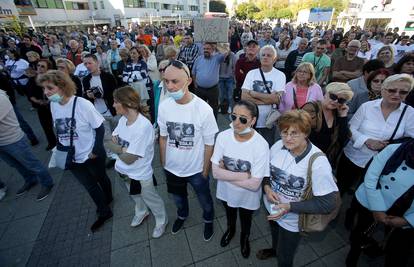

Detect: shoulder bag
[298,152,342,232]
[49,97,77,170]
[259,68,281,129]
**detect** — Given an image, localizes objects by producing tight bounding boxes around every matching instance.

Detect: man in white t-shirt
[241,45,286,146]
[158,60,219,241]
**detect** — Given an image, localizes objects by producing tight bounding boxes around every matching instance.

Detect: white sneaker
[0,186,7,201]
[130,212,149,227]
[227,106,232,114]
[152,219,168,238]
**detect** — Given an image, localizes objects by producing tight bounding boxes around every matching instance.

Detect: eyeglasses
[230,114,248,124]
[329,93,347,104]
[372,79,384,84]
[385,88,409,96]
[280,131,302,139]
[167,60,190,77]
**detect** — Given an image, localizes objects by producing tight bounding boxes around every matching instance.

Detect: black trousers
[37,106,56,147]
[336,154,368,195]
[222,201,253,235]
[195,85,219,118]
[269,220,301,267]
[70,156,112,217]
[348,201,414,267]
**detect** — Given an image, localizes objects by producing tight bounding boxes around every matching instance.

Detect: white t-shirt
[113,115,154,180]
[242,68,286,128]
[394,44,412,63]
[211,129,269,210]
[90,75,111,117]
[5,59,29,85]
[264,140,338,232]
[74,63,90,79]
[51,96,104,163]
[158,94,219,177]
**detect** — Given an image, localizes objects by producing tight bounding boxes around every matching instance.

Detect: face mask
[229,122,252,135]
[168,82,187,101]
[48,93,63,103]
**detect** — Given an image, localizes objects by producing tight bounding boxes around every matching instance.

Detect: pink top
[279,81,324,113]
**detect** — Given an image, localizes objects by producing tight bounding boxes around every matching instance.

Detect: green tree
[209,0,227,13]
[235,2,260,20]
[277,7,293,19]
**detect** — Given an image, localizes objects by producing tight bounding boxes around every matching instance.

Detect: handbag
[50,97,77,170]
[298,152,342,232]
[259,69,281,129]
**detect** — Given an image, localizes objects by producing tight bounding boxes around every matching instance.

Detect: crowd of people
[0,21,413,267]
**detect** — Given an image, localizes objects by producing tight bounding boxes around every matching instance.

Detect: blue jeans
[0,137,53,187]
[13,106,37,142]
[218,77,234,110]
[165,170,214,223]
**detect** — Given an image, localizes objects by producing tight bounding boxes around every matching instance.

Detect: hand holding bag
[298,152,342,232]
[259,69,281,129]
[50,97,77,170]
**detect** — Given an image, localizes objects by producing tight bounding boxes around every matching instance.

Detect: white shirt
[357,50,371,61]
[344,99,414,168]
[211,129,269,210]
[242,68,286,128]
[291,37,302,50]
[394,44,412,63]
[158,94,219,177]
[51,96,104,163]
[74,63,90,79]
[90,75,111,117]
[113,115,154,180]
[264,140,337,232]
[5,59,29,85]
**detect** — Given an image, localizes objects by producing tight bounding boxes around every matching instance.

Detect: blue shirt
[192,53,225,88]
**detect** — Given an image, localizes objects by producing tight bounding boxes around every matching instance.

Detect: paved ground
[0,96,384,266]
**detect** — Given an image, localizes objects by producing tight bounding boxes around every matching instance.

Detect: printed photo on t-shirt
[55,118,79,140]
[270,164,306,200]
[253,80,273,93]
[166,121,194,149]
[223,156,251,172]
[117,136,130,148]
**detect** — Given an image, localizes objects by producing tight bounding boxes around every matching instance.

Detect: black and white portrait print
[55,118,79,140]
[252,80,273,93]
[223,156,251,172]
[166,122,195,149]
[117,136,130,148]
[270,164,306,200]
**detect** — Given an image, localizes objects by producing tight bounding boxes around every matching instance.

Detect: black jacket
[82,71,117,116]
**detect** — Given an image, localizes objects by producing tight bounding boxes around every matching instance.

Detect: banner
[14,0,37,15]
[193,18,229,43]
[308,8,333,23]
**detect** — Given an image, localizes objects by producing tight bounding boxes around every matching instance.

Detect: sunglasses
[385,88,409,96]
[230,114,248,124]
[167,60,190,77]
[329,93,347,104]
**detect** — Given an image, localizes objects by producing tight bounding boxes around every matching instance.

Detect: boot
[220,228,235,247]
[240,233,250,258]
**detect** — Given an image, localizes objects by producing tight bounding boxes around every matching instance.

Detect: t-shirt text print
[269,164,306,201]
[55,118,79,140]
[223,156,251,173]
[166,122,195,149]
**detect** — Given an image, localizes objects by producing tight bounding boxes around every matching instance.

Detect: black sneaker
[203,223,214,242]
[91,212,113,232]
[171,218,185,234]
[36,185,53,201]
[16,182,38,196]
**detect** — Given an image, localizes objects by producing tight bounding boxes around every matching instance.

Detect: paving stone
[0,200,18,223]
[150,231,193,267]
[320,245,349,267]
[231,238,276,267]
[110,241,151,267]
[0,241,35,267]
[194,250,238,267]
[111,215,149,250]
[186,220,225,262]
[305,227,347,257]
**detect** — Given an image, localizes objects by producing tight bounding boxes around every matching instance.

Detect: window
[100,0,105,9]
[124,0,145,8]
[189,5,198,11]
[93,1,98,9]
[174,4,184,10]
[65,2,89,10]
[147,2,159,9]
[33,0,64,8]
[162,3,169,10]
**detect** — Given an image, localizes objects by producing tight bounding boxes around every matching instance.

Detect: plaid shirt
[178,44,199,71]
[122,60,151,88]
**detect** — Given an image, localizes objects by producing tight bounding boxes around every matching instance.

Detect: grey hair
[382,74,414,92]
[259,45,277,60]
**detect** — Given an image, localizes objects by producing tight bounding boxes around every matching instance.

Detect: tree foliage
[234,2,260,20]
[209,0,227,13]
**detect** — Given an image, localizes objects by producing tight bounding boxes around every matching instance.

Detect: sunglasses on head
[167,60,190,77]
[329,93,347,104]
[231,114,248,124]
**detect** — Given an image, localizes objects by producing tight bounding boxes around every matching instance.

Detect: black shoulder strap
[389,105,408,142]
[292,87,299,109]
[259,68,272,94]
[69,97,78,148]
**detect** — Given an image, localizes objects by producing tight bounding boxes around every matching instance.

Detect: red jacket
[234,55,261,89]
[66,50,82,66]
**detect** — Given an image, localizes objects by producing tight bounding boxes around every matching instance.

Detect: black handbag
[54,97,77,170]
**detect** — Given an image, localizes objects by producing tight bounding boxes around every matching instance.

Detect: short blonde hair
[325,82,354,101]
[37,70,77,97]
[278,109,312,136]
[382,74,414,92]
[164,45,178,59]
[55,58,76,74]
[158,59,170,70]
[292,62,317,86]
[119,48,129,57]
[260,45,277,60]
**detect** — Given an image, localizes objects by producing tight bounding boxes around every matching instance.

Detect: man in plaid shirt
[178,33,200,73]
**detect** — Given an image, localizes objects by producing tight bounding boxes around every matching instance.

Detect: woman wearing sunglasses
[366,69,390,100]
[256,110,338,266]
[301,82,353,167]
[211,100,269,258]
[338,74,414,196]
